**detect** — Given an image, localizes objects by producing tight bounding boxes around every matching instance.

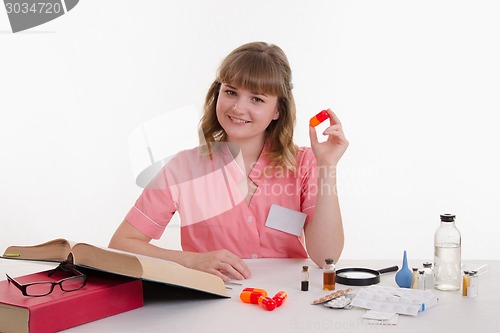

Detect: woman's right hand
[110,220,251,282]
[183,250,251,282]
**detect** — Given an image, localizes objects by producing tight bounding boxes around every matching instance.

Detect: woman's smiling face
[216,83,279,144]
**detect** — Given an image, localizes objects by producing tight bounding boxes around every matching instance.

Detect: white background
[1,0,499,261]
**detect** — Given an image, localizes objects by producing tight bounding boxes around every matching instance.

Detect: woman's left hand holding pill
[183,249,251,282]
[309,109,349,166]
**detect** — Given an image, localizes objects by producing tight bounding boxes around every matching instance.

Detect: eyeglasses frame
[6,263,87,297]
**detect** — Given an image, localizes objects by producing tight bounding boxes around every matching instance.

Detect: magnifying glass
[335,266,398,286]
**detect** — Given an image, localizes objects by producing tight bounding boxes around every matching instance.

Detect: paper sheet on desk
[363,310,399,325]
[351,285,438,316]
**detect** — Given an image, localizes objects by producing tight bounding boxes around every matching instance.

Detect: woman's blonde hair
[199,41,298,171]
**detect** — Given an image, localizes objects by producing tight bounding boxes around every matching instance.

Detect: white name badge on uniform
[265,204,307,237]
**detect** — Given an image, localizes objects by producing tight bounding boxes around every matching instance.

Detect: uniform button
[246,216,255,222]
[251,253,259,259]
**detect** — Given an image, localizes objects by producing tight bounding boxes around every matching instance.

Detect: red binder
[0,269,144,333]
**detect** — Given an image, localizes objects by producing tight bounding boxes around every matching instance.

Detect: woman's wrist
[316,164,338,178]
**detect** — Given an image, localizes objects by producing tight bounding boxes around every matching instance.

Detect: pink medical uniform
[125,143,317,259]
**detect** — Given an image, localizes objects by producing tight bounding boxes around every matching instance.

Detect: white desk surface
[1,258,498,333]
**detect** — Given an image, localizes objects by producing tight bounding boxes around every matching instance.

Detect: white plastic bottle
[434,214,461,291]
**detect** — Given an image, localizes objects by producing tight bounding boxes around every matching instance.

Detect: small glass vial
[467,271,478,298]
[301,266,309,291]
[422,262,434,290]
[323,258,336,290]
[418,270,425,290]
[411,268,419,289]
[462,271,470,297]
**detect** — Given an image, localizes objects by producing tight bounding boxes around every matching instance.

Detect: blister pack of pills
[324,293,355,309]
[350,285,438,316]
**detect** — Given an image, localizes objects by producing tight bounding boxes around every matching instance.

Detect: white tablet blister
[350,285,439,316]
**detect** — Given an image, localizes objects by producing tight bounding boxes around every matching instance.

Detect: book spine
[29,279,143,333]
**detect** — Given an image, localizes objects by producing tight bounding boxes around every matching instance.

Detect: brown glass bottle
[323,258,336,290]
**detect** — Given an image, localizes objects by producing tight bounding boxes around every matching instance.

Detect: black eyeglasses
[6,263,87,297]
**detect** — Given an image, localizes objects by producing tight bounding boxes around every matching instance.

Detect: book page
[1,238,71,262]
[71,243,228,297]
[138,256,228,297]
[0,304,29,333]
[70,243,144,278]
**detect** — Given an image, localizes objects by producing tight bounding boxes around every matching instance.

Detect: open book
[1,238,228,297]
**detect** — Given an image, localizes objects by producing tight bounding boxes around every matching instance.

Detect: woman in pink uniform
[109,42,349,282]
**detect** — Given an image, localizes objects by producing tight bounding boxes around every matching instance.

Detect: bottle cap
[440,214,456,222]
[325,258,334,264]
[302,266,309,270]
[423,262,432,268]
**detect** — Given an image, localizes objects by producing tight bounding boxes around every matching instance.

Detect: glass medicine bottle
[301,266,309,291]
[422,262,434,290]
[411,268,419,289]
[467,271,478,298]
[462,271,470,297]
[323,258,336,290]
[434,214,461,291]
